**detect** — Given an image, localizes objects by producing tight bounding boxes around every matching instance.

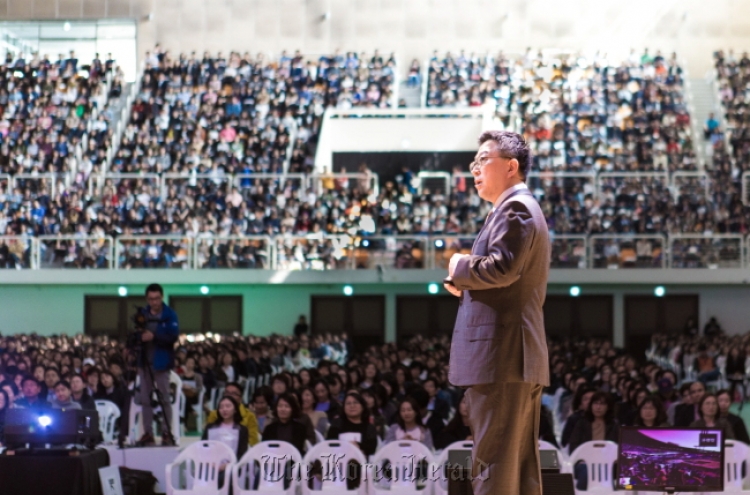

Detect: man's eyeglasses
[469,154,514,173]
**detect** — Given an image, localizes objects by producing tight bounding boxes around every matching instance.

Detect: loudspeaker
[542,473,575,495]
[4,408,99,447]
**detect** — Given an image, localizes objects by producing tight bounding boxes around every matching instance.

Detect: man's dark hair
[478,130,531,180]
[145,283,164,295]
[55,380,71,390]
[224,382,243,396]
[22,375,40,387]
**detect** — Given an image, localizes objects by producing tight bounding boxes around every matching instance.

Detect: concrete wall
[2,282,749,344]
[3,0,750,77]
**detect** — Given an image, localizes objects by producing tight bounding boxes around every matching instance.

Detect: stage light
[362,239,370,247]
[435,239,444,248]
[343,285,354,296]
[428,283,439,294]
[38,415,52,427]
[200,285,210,295]
[118,286,128,297]
[569,286,581,297]
[655,286,666,297]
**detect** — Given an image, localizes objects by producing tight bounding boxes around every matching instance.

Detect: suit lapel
[473,188,532,251]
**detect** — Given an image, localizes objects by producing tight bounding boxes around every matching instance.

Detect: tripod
[125,333,174,446]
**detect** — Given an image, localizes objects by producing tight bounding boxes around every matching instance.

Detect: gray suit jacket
[448,188,550,387]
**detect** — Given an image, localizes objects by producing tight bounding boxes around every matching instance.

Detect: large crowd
[0,318,747,495]
[3,48,750,271]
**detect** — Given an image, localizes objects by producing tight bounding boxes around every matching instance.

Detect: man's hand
[443,280,462,297]
[141,330,154,342]
[448,253,469,277]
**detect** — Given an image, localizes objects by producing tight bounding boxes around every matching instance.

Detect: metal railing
[588,235,667,269]
[5,233,750,270]
[669,234,744,269]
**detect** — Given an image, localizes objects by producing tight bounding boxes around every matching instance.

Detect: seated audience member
[717,389,750,444]
[423,377,450,422]
[44,368,61,402]
[299,386,329,435]
[690,393,735,440]
[385,397,434,449]
[94,370,127,412]
[435,394,471,450]
[206,382,259,445]
[50,380,82,411]
[312,379,341,420]
[569,392,619,453]
[1,381,18,406]
[252,386,274,434]
[633,396,669,427]
[202,396,249,460]
[262,392,309,455]
[561,387,595,449]
[360,386,387,439]
[674,381,705,427]
[15,376,51,410]
[327,391,379,457]
[539,405,559,447]
[409,386,446,441]
[70,374,97,410]
[694,346,721,385]
[724,348,746,402]
[86,367,102,397]
[178,356,204,429]
[667,382,691,426]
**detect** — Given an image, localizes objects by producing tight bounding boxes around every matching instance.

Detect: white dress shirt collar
[491,182,528,213]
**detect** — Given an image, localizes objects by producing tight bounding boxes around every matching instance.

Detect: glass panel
[117,238,191,269]
[195,238,270,269]
[550,237,587,268]
[0,237,33,269]
[38,237,111,268]
[590,237,665,269]
[670,237,743,268]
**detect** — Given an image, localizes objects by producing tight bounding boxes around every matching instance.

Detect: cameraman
[135,283,179,446]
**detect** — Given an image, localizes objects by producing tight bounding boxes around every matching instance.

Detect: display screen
[618,427,724,492]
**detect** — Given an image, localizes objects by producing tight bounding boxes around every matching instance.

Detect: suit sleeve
[451,200,535,291]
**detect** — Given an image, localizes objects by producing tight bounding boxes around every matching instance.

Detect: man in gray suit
[444,130,550,495]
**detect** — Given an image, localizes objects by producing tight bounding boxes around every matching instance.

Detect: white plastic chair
[95,399,121,443]
[234,440,302,495]
[314,430,325,444]
[433,440,473,495]
[368,440,435,495]
[165,440,236,495]
[568,440,618,495]
[302,440,368,495]
[723,439,750,493]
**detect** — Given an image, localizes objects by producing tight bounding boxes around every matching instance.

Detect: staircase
[397,80,422,108]
[689,77,720,168]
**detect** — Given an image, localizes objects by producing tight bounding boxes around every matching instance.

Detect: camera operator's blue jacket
[138,305,179,371]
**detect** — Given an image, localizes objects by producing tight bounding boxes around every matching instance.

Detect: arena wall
[2,0,750,76]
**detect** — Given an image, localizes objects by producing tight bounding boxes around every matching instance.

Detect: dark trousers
[465,382,543,495]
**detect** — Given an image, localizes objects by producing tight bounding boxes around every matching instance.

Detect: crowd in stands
[5,47,750,271]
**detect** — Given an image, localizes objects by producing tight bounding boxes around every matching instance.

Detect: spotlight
[38,415,52,427]
[118,286,128,297]
[428,283,439,295]
[435,239,444,248]
[362,239,370,247]
[569,286,581,297]
[200,285,209,295]
[343,285,354,296]
[654,286,666,297]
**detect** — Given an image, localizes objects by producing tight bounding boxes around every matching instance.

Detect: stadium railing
[4,233,750,270]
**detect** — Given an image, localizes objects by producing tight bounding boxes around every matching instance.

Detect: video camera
[126,307,149,352]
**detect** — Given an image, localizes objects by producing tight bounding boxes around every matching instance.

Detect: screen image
[618,427,724,492]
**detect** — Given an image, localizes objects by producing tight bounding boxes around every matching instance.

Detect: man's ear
[509,158,520,177]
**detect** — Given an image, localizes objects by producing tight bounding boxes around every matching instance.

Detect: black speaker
[4,408,99,447]
[445,449,574,495]
[542,473,575,495]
